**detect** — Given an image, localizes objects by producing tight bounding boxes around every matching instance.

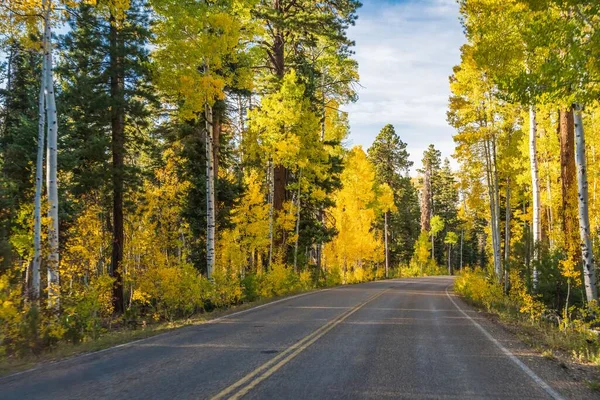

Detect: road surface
[0,277,577,399]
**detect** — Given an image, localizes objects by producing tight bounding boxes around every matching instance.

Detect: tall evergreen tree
[419,144,441,235]
[0,39,42,271]
[435,158,459,266]
[368,124,419,267]
[59,0,155,312]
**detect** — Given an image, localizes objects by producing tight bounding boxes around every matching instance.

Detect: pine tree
[368,124,419,268]
[0,39,42,271]
[59,0,155,312]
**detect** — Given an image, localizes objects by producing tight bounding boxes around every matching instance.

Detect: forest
[0,0,599,365]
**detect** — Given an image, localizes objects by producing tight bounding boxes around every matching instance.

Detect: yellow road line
[210,288,389,400]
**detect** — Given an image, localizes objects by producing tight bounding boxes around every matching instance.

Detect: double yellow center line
[210,288,389,400]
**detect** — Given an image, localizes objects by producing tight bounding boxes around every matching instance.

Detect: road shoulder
[448,287,600,399]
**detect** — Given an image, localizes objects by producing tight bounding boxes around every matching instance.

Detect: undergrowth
[455,268,600,367]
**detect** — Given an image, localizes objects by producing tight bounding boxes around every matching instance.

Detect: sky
[343,0,466,171]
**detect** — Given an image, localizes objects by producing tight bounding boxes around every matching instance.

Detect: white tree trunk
[484,139,501,280]
[491,139,502,280]
[592,144,597,250]
[573,106,598,302]
[33,36,47,302]
[205,103,215,279]
[491,184,502,278]
[44,0,60,308]
[529,105,541,288]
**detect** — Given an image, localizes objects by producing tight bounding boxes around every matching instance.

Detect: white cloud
[343,0,466,170]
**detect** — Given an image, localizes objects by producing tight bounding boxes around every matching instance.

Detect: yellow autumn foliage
[324,147,387,280]
[455,268,545,321]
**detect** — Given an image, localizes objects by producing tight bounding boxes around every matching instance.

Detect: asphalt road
[0,277,571,399]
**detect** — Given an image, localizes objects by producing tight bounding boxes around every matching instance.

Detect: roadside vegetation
[456,269,600,367]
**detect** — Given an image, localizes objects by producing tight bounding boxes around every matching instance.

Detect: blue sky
[343,0,466,170]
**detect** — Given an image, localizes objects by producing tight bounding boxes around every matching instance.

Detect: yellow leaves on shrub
[210,269,243,308]
[347,266,374,284]
[260,264,299,298]
[298,270,313,291]
[454,269,503,312]
[0,273,24,355]
[92,275,115,319]
[323,265,343,287]
[508,270,545,321]
[456,269,545,322]
[131,288,151,305]
[136,263,209,321]
[59,274,114,342]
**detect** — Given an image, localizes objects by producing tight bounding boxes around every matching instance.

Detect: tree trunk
[529,105,541,288]
[33,34,47,302]
[479,232,486,269]
[384,211,389,279]
[272,0,285,80]
[44,0,60,308]
[205,103,216,279]
[592,144,598,250]
[559,108,578,254]
[271,0,288,220]
[491,137,502,280]
[110,14,125,313]
[273,165,286,212]
[484,139,501,280]
[573,106,598,302]
[545,164,554,250]
[504,177,511,292]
